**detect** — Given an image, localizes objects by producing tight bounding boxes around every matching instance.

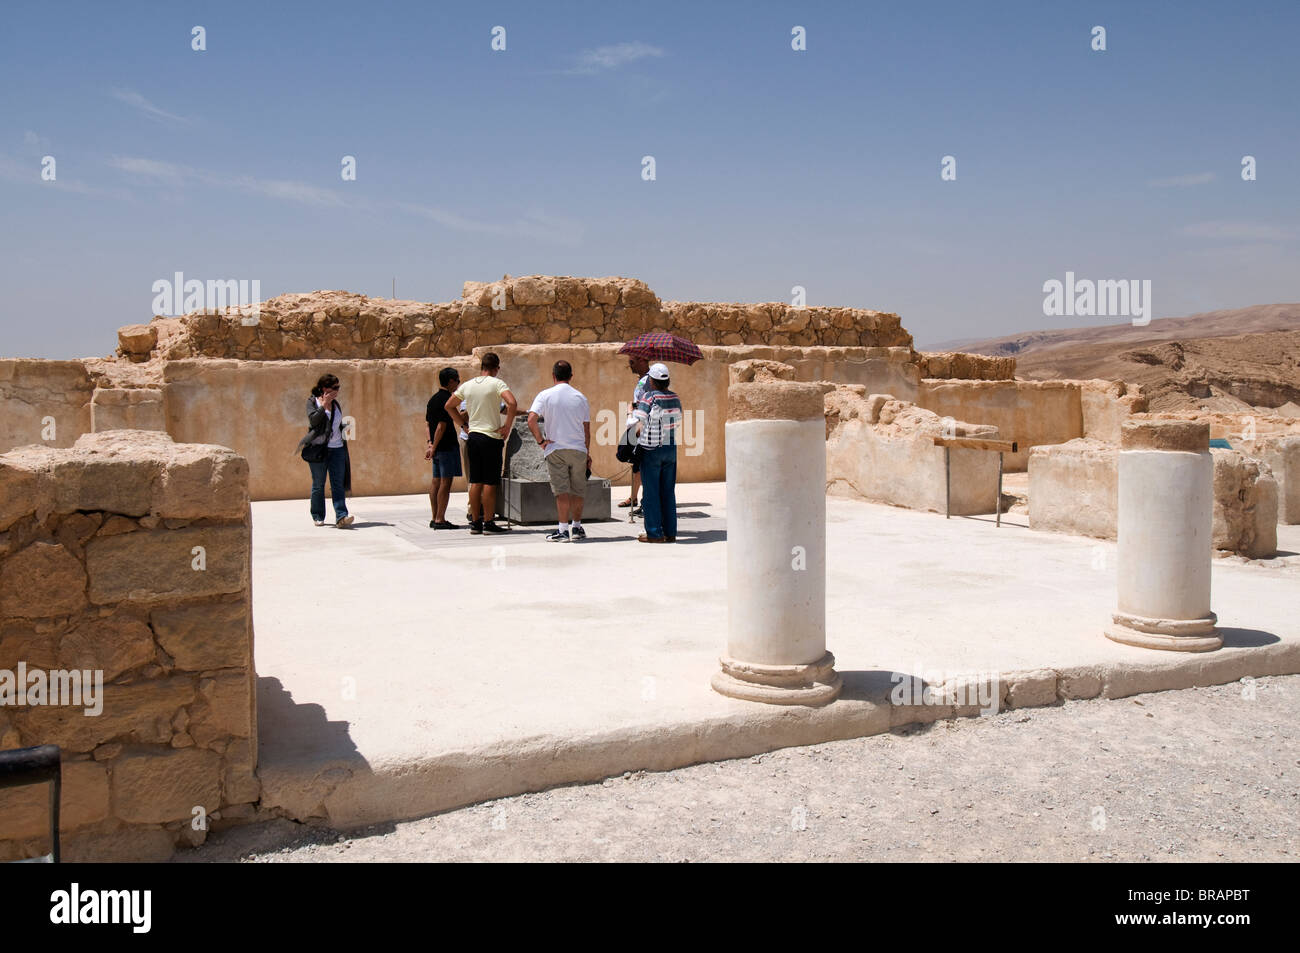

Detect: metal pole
[944,446,951,519]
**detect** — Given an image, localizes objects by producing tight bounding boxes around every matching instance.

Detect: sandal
[618,498,637,508]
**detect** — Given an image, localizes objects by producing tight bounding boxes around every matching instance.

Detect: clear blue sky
[2,0,1296,357]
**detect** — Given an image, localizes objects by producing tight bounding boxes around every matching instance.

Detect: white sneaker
[313,520,325,527]
[336,515,355,528]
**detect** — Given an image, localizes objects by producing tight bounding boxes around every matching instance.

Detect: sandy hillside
[935,304,1300,414]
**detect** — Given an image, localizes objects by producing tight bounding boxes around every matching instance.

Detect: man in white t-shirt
[527,360,591,542]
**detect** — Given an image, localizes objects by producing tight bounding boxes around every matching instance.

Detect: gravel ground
[182,676,1299,863]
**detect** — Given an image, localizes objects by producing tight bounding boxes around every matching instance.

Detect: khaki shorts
[546,448,587,496]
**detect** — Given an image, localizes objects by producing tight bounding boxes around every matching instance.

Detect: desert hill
[932,304,1300,414]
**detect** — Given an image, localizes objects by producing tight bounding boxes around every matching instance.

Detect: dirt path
[183,676,1299,862]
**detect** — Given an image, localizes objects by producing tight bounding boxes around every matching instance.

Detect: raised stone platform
[250,483,1300,834]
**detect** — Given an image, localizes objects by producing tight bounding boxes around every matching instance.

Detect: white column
[712,379,841,705]
[1105,420,1220,652]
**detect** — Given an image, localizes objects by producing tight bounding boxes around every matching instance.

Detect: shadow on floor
[672,529,727,545]
[1218,627,1281,649]
[837,669,902,704]
[257,676,368,768]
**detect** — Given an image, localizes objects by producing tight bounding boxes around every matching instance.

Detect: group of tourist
[297,352,685,542]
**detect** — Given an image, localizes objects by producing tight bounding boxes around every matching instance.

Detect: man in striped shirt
[632,363,683,543]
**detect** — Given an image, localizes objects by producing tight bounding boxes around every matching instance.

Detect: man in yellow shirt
[446,352,517,534]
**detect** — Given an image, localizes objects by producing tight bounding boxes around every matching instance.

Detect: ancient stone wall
[0,360,94,451]
[0,431,256,861]
[1027,439,1278,557]
[116,277,912,363]
[915,379,1085,472]
[917,351,1016,381]
[824,384,1002,515]
[156,344,926,501]
[1256,436,1300,524]
[3,345,1152,500]
[1132,410,1300,442]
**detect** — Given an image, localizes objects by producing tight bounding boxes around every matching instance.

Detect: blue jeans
[309,446,349,522]
[640,445,677,539]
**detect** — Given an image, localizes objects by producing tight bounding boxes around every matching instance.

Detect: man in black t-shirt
[425,366,463,528]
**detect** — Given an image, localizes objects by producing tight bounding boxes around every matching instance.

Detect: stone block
[10,676,195,750]
[116,324,157,360]
[90,388,166,433]
[587,279,620,305]
[112,747,222,824]
[1028,439,1117,539]
[0,541,88,618]
[1212,450,1277,558]
[85,525,249,605]
[1006,670,1058,709]
[62,828,177,862]
[223,738,260,804]
[54,512,102,552]
[152,443,248,520]
[0,759,110,839]
[57,611,157,681]
[0,453,46,531]
[500,478,612,524]
[0,619,60,672]
[151,600,250,672]
[510,276,556,306]
[189,672,252,745]
[1256,435,1300,523]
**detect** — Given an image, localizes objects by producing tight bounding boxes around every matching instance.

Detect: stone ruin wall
[732,359,1003,516]
[115,276,915,363]
[0,273,1173,499]
[1027,438,1281,556]
[0,432,257,861]
[914,378,1147,472]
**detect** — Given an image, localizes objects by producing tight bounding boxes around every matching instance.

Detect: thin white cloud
[1149,172,1214,187]
[108,156,189,181]
[566,41,665,75]
[228,174,349,207]
[110,88,189,124]
[108,155,581,243]
[1181,222,1294,241]
[110,156,345,206]
[0,150,133,199]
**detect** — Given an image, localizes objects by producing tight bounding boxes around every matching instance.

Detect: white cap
[648,362,670,380]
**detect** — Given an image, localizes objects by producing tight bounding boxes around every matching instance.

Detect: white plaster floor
[250,483,1300,825]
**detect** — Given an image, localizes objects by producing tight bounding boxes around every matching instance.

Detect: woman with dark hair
[297,373,354,527]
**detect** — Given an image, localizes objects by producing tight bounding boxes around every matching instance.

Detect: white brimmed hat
[648,363,670,380]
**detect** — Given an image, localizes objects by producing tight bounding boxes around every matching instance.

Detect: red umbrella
[617,332,703,366]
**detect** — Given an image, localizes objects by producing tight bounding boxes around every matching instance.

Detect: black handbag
[301,440,327,463]
[616,419,641,464]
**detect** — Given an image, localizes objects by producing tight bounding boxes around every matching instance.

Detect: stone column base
[711,651,842,706]
[1104,611,1221,652]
